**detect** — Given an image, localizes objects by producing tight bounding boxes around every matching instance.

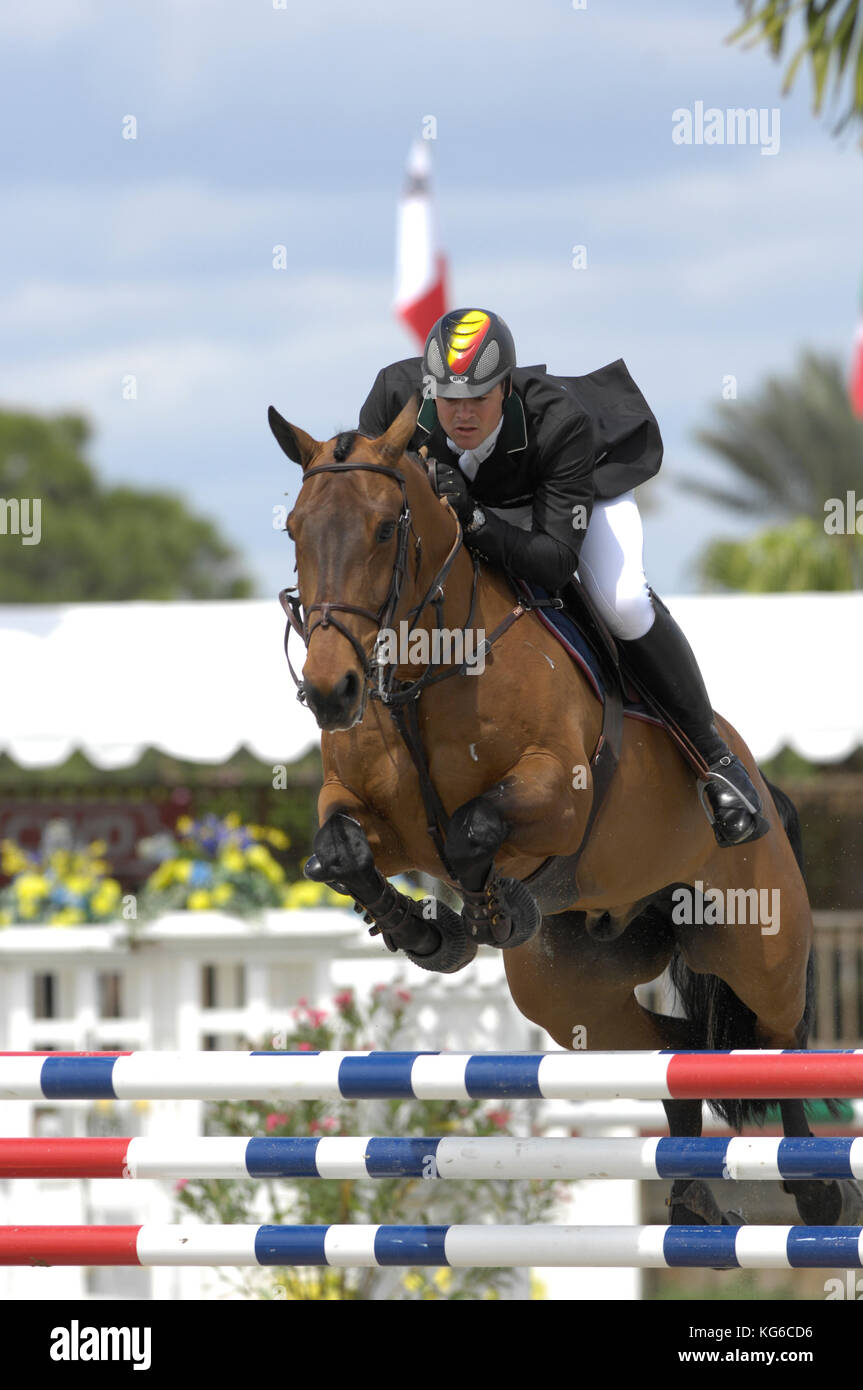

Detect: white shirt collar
[444,415,505,482]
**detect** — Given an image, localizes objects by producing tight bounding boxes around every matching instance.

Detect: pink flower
[334,990,353,1010]
[308,1009,327,1028]
[309,1119,320,1135]
[372,983,387,994]
[174,1178,189,1191]
[322,1116,339,1133]
[296,1041,313,1052]
[396,989,412,1004]
[487,1109,512,1129]
[297,996,308,1007]
[266,1112,288,1133]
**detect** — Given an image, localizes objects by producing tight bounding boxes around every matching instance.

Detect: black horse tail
[667,775,815,1130]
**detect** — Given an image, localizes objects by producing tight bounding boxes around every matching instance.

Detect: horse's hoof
[833,1178,863,1223]
[667,1179,745,1229]
[781,1177,852,1226]
[402,900,478,974]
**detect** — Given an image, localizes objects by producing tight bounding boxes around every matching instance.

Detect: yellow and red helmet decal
[445,310,491,374]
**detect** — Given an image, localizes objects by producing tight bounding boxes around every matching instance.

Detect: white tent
[0,594,860,769]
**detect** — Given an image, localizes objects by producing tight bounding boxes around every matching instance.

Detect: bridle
[278,457,479,711]
[278,449,570,880]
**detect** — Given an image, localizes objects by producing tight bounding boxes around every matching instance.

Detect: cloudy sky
[1,0,861,597]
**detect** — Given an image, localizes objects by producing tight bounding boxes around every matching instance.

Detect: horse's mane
[331,430,435,492]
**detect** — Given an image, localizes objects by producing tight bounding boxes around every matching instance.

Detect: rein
[278,453,565,877]
[279,457,559,708]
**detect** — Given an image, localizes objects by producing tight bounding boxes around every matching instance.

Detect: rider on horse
[358,306,767,848]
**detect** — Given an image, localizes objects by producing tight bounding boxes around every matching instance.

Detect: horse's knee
[445,796,509,885]
[310,812,376,891]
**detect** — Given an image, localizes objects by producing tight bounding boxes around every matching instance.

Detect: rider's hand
[431,458,474,525]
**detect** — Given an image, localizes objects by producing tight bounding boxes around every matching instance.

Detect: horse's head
[269,394,444,731]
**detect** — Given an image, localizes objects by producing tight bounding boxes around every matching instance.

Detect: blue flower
[189,861,213,887]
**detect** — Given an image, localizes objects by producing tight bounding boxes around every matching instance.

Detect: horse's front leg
[307,788,477,974]
[444,749,586,949]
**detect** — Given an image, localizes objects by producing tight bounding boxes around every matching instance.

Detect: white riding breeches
[484,488,655,641]
[577,491,655,641]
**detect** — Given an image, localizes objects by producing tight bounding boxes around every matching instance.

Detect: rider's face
[436,383,505,450]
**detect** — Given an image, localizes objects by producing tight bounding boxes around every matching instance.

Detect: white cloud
[0,0,101,41]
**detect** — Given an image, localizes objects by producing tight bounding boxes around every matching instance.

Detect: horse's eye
[377,520,396,542]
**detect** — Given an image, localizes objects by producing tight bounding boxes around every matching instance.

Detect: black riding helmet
[422,308,516,398]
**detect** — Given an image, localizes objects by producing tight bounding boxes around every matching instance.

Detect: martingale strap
[388,698,458,880]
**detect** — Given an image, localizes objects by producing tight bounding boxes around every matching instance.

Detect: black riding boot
[618,593,769,847]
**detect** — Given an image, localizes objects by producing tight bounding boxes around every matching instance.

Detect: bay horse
[269,394,862,1228]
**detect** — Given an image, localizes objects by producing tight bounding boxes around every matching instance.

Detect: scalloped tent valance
[0,594,860,769]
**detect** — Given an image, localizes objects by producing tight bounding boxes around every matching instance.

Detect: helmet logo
[446,309,491,373]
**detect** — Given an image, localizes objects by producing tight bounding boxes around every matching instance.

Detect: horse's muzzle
[302,670,366,731]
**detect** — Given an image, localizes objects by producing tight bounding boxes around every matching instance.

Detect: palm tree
[730,1,863,142]
[680,352,863,591]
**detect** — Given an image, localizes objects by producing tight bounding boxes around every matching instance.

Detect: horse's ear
[268,406,319,469]
[376,393,420,463]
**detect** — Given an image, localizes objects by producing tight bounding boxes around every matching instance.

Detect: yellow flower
[149,862,175,890]
[224,812,241,829]
[1,842,30,875]
[50,907,86,926]
[283,880,326,909]
[212,883,234,906]
[220,848,245,874]
[246,845,270,868]
[432,1268,453,1291]
[175,860,193,882]
[187,890,212,911]
[87,840,108,856]
[402,1273,425,1292]
[64,874,93,896]
[265,827,290,849]
[15,873,50,900]
[176,816,194,834]
[91,881,121,915]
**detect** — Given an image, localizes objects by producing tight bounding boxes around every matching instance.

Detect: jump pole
[1,1224,862,1269]
[2,1050,863,1101]
[2,1135,863,1181]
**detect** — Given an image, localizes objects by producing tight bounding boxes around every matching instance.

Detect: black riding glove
[431,458,474,526]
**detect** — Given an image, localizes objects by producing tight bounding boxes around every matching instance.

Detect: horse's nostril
[302,670,364,729]
[335,671,360,703]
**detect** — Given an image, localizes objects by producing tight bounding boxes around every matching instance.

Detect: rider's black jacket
[358,357,663,591]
